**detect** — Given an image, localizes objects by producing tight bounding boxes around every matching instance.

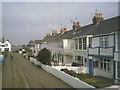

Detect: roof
[0,40,11,44]
[46,34,61,43]
[41,16,120,43]
[73,16,120,38]
[29,40,34,44]
[55,30,75,41]
[34,40,42,44]
[40,36,52,44]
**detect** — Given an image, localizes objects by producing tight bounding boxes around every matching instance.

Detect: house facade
[88,16,120,83]
[0,41,12,52]
[39,13,120,83]
[34,40,42,56]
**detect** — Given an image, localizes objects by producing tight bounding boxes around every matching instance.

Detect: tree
[37,48,51,66]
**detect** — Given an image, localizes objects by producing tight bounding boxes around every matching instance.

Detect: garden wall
[29,57,95,88]
[52,66,88,74]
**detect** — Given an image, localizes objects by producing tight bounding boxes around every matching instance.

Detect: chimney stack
[52,30,58,36]
[72,21,81,30]
[60,27,67,34]
[92,13,104,24]
[45,33,51,38]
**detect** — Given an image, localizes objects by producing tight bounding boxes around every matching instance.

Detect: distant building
[34,40,42,56]
[0,41,12,52]
[27,40,42,56]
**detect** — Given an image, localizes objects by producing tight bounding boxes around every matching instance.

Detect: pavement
[0,64,2,90]
[2,52,73,88]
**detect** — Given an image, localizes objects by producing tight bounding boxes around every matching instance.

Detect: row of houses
[30,12,120,84]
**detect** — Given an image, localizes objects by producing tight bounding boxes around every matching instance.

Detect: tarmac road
[2,52,73,89]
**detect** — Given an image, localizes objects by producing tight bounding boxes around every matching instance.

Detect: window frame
[78,37,87,50]
[75,39,78,50]
[100,36,109,47]
[99,59,111,72]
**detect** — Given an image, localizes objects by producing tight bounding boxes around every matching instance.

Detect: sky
[2,2,118,45]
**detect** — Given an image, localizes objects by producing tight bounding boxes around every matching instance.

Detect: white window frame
[78,37,87,50]
[117,61,120,79]
[100,36,109,47]
[70,41,74,49]
[79,38,82,50]
[88,37,92,47]
[75,39,78,50]
[99,59,111,72]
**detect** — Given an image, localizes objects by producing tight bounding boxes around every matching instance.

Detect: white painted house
[34,40,42,56]
[0,41,12,52]
[88,16,120,84]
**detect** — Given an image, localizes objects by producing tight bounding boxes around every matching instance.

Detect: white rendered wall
[92,37,99,47]
[94,68,112,79]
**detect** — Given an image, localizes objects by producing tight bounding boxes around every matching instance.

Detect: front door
[88,59,94,75]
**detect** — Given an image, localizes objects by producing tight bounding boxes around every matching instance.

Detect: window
[1,45,5,47]
[5,43,8,47]
[78,37,87,50]
[100,60,103,69]
[117,62,120,79]
[89,37,92,47]
[80,56,84,66]
[100,59,111,71]
[85,58,87,62]
[100,36,109,47]
[75,56,84,66]
[100,37,104,47]
[79,38,82,50]
[75,39,78,49]
[5,48,9,51]
[84,58,87,67]
[94,61,99,68]
[70,42,74,49]
[104,37,108,47]
[104,59,107,70]
[117,34,120,50]
[83,37,87,50]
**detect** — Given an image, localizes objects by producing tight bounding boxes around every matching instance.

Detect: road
[3,52,73,88]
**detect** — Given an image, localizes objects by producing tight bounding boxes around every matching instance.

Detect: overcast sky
[2,2,118,45]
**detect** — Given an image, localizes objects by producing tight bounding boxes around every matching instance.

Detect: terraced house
[88,15,120,84]
[40,13,120,83]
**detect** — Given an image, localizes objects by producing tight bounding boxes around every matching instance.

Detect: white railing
[29,57,95,88]
[89,46,114,56]
[100,47,113,56]
[64,49,74,54]
[89,47,99,55]
[114,51,120,61]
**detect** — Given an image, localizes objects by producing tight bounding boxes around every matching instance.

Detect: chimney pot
[60,27,67,34]
[52,30,58,36]
[93,13,104,24]
[72,21,81,30]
